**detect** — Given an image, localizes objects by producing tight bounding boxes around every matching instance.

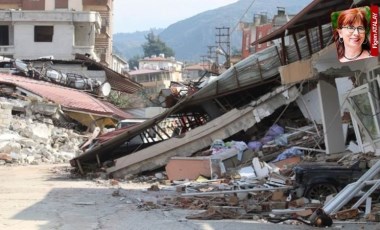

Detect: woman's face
[338,21,366,50]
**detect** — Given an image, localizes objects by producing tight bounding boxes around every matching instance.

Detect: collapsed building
[0,0,380,226]
[68,0,380,225]
[71,0,345,175]
[0,54,142,128]
[0,53,142,166]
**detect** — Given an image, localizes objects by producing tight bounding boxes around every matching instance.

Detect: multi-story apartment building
[240,7,294,58]
[138,54,183,83]
[128,54,183,96]
[0,0,113,66]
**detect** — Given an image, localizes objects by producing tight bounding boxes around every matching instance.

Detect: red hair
[333,8,370,59]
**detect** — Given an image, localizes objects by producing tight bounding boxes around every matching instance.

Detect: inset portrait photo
[331,5,379,63]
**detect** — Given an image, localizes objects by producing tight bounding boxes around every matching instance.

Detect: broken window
[0,26,9,45]
[351,90,379,138]
[34,26,54,42]
[344,77,380,153]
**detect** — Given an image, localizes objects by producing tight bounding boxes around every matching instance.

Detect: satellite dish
[99,82,111,97]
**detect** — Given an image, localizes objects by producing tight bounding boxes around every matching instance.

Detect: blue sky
[113,0,238,33]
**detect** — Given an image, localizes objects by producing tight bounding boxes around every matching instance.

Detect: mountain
[113,0,312,62]
[113,28,164,59]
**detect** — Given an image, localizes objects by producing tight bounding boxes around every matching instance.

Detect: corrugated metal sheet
[0,73,132,119]
[186,45,281,104]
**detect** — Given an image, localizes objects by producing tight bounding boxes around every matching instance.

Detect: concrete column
[317,80,345,154]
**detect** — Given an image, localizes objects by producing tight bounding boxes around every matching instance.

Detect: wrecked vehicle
[293,159,368,200]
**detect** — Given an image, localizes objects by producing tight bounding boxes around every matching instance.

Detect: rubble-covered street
[3,0,380,229]
[1,164,379,230]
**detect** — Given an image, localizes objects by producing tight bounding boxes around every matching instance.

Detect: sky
[113,0,238,34]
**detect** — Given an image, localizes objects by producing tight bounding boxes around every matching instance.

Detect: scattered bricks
[271,190,284,201]
[334,208,359,220]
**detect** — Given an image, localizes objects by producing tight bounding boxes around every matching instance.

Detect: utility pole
[215,27,231,69]
[200,55,208,70]
[207,45,217,62]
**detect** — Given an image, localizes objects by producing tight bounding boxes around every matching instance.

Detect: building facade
[138,54,183,85]
[128,54,184,97]
[128,69,171,95]
[240,8,294,58]
[0,0,113,65]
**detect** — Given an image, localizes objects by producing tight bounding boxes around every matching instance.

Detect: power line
[230,0,257,35]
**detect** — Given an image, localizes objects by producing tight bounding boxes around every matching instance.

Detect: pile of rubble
[102,150,380,228]
[0,99,85,166]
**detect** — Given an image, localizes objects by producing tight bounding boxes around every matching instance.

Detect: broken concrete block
[238,166,256,179]
[0,142,21,154]
[279,59,314,84]
[0,153,12,162]
[166,148,243,180]
[166,157,213,180]
[0,101,13,128]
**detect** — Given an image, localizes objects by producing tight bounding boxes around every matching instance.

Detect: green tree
[142,31,175,58]
[128,55,141,70]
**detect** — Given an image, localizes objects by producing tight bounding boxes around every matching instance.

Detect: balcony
[0,46,15,57]
[0,10,101,29]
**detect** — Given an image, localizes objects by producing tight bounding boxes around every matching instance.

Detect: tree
[128,55,141,70]
[142,31,175,58]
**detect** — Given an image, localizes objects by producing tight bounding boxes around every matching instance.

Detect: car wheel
[305,183,338,201]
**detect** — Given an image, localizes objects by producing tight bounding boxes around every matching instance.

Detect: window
[34,26,53,42]
[55,0,68,9]
[0,26,9,45]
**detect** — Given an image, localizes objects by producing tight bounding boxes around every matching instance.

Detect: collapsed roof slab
[107,84,300,178]
[0,73,132,127]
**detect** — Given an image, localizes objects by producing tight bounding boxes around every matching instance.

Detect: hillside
[113,0,312,62]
